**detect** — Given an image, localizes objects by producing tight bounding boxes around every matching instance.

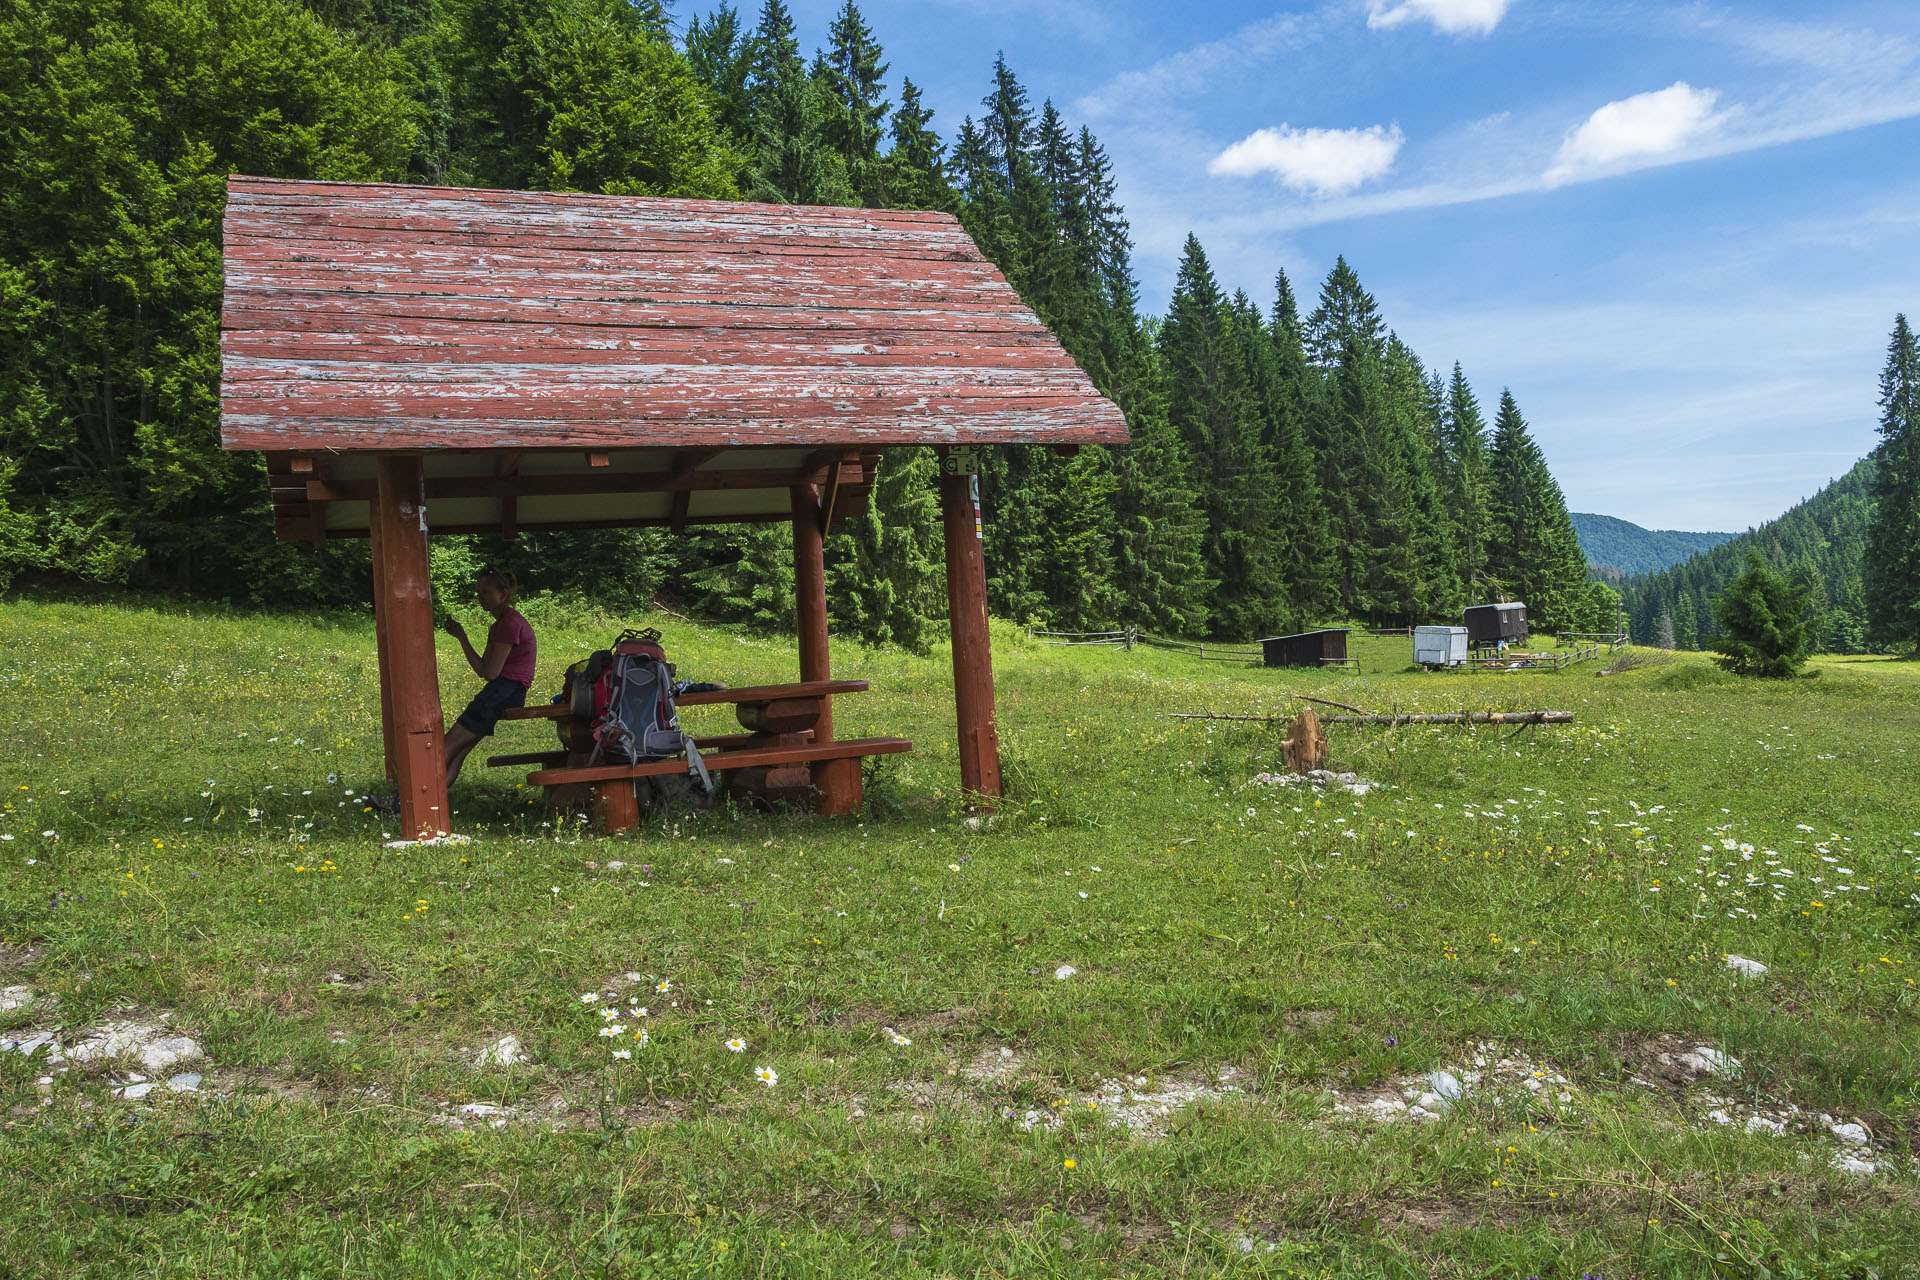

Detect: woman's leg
[444,722,482,788]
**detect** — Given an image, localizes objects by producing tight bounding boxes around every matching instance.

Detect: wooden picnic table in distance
[491,679,907,829]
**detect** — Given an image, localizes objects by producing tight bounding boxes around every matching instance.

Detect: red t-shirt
[488,609,537,688]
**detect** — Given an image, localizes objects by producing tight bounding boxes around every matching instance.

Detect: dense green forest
[1619,460,1877,653]
[1571,513,1733,578]
[0,0,1615,642]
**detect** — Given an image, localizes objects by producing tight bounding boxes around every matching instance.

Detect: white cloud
[1209,124,1404,197]
[1367,0,1513,37]
[1544,82,1727,186]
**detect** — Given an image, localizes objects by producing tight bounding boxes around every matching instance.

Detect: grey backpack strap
[682,734,714,796]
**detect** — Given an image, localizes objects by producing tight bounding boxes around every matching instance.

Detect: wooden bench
[491,679,908,829]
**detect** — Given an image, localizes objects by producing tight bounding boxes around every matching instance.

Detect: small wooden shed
[218,177,1128,838]
[1260,629,1350,668]
[1464,602,1528,648]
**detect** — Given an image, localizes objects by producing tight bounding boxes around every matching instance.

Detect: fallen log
[1171,709,1573,727]
[1318,710,1573,726]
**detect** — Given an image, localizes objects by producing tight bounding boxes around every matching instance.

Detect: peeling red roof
[219,176,1129,454]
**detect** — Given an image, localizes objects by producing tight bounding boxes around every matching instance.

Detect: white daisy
[656,979,672,993]
[580,993,598,1004]
[598,1024,625,1038]
[886,1029,912,1046]
[611,1049,632,1059]
[726,1037,746,1053]
[755,1065,779,1087]
[633,1029,649,1047]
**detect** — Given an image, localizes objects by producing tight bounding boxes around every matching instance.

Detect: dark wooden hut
[219,177,1128,837]
[1260,628,1351,668]
[1463,602,1528,648]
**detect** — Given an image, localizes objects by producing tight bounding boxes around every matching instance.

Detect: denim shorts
[456,677,528,737]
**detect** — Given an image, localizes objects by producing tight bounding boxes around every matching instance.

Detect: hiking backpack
[566,629,713,801]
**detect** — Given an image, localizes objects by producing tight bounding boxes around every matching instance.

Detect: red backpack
[562,629,712,796]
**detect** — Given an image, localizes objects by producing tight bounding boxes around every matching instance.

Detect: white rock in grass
[68,1023,203,1072]
[1831,1122,1870,1146]
[1428,1070,1464,1101]
[1745,1115,1787,1136]
[1707,1109,1734,1126]
[166,1073,202,1093]
[477,1034,529,1066]
[1831,1152,1877,1176]
[1680,1046,1740,1078]
[115,1082,156,1100]
[1724,954,1769,978]
[1054,965,1077,981]
[0,986,36,1012]
[6,1031,63,1062]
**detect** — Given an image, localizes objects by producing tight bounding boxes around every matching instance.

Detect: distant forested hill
[1572,513,1734,577]
[1620,459,1877,652]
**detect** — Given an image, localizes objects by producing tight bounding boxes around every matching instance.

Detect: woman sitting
[441,568,537,788]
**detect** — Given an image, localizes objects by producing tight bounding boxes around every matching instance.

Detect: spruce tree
[980,54,1032,188]
[684,3,754,140]
[1077,128,1132,305]
[1486,390,1591,630]
[1265,270,1337,618]
[1712,549,1819,676]
[743,15,852,207]
[1441,363,1493,598]
[1673,596,1698,649]
[1110,388,1213,634]
[1864,313,1920,652]
[1158,239,1285,638]
[1305,255,1385,369]
[822,1,890,206]
[1374,337,1460,622]
[745,0,800,106]
[884,78,954,211]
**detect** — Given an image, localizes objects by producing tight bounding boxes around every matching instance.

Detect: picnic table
[489,680,909,830]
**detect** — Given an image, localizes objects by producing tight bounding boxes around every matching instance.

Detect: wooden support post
[938,454,1002,806]
[373,456,451,839]
[792,483,861,816]
[593,781,641,833]
[368,510,397,786]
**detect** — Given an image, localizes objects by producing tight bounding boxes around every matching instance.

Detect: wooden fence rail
[1028,626,1263,663]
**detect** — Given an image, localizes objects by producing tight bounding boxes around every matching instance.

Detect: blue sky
[680,0,1920,531]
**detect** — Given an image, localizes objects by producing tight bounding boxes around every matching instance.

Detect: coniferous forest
[0,0,1726,645]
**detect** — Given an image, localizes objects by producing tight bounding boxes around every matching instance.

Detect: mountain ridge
[1571,513,1736,578]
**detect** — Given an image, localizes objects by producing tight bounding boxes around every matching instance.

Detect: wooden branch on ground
[1294,693,1367,715]
[1318,710,1572,726]
[1170,709,1573,727]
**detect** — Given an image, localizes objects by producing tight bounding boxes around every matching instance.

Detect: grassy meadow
[2,595,1917,1279]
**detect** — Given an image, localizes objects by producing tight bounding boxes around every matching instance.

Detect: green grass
[2,597,1916,1279]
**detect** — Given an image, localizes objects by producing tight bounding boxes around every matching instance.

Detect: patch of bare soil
[1611,1031,1728,1096]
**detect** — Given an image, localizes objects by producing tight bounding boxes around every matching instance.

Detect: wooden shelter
[219,176,1128,838]
[1260,628,1350,669]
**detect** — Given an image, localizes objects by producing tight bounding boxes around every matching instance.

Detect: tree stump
[1281,709,1328,772]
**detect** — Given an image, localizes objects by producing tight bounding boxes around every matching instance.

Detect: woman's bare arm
[477,640,510,681]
